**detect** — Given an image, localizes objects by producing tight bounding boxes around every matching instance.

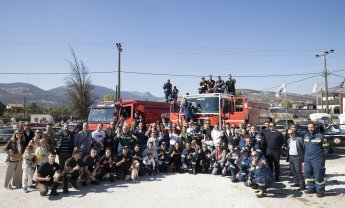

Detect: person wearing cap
[163,79,173,102]
[4,130,25,189]
[198,77,207,94]
[225,74,236,96]
[63,148,84,194]
[23,122,35,149]
[116,146,133,180]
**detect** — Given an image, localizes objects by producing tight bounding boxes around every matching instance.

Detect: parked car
[276,119,294,127]
[324,124,345,148]
[0,128,16,143]
[296,124,308,137]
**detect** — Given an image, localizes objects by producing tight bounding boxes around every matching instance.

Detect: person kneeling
[82,148,100,185]
[34,152,61,196]
[63,148,84,194]
[99,148,116,182]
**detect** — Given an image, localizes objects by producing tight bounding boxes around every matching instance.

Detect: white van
[309,113,331,124]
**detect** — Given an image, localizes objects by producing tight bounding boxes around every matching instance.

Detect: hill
[0,83,315,107]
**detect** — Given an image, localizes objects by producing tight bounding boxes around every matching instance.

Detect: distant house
[6,103,24,112]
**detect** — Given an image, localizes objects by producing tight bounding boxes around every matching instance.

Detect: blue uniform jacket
[304,133,325,161]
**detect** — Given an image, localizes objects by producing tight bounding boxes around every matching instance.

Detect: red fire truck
[87,100,170,131]
[170,93,270,128]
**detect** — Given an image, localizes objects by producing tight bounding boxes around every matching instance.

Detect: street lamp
[316,49,334,114]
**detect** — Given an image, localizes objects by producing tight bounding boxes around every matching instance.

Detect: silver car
[0,128,16,143]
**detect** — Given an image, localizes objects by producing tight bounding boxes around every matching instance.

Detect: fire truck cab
[88,100,170,131]
[170,93,270,128]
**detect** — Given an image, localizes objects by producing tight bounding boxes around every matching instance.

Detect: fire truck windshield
[88,107,115,123]
[187,97,219,114]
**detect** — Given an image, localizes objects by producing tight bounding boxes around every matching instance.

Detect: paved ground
[0,151,344,208]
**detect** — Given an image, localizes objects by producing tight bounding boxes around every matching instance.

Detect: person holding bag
[4,130,26,189]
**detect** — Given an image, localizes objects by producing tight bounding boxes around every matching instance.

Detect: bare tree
[65,47,95,119]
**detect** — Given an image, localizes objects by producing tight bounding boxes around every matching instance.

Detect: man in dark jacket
[163,79,172,102]
[56,124,74,170]
[287,129,306,191]
[265,122,284,182]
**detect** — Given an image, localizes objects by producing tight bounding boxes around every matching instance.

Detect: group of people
[4,118,329,198]
[198,74,236,95]
[162,74,237,102]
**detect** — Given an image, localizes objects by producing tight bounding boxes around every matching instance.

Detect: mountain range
[0,82,160,107]
[0,82,320,107]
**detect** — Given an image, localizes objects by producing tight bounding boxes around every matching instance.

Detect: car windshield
[325,124,345,134]
[88,107,115,123]
[187,97,219,114]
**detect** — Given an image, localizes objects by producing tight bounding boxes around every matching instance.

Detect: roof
[6,104,24,109]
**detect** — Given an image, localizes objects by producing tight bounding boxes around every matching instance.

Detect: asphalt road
[0,151,344,208]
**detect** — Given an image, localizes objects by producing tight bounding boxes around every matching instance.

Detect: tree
[280,99,293,109]
[0,102,6,116]
[26,102,43,114]
[103,93,115,101]
[65,47,95,119]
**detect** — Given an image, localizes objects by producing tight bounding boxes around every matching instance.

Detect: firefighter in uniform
[303,122,326,198]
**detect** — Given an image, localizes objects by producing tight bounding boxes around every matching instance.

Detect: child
[35,139,48,169]
[143,152,156,175]
[22,145,36,193]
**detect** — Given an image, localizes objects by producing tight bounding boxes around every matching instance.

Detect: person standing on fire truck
[163,79,173,102]
[180,98,194,123]
[225,74,236,96]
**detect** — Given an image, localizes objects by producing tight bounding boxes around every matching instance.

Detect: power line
[0,70,329,78]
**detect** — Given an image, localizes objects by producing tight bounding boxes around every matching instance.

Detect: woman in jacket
[4,130,26,189]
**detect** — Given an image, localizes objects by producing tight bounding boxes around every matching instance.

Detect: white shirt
[92,130,105,143]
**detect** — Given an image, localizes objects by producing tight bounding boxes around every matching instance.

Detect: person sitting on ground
[143,152,156,175]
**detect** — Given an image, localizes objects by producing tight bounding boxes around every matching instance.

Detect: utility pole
[23,96,26,120]
[316,49,334,114]
[116,43,122,101]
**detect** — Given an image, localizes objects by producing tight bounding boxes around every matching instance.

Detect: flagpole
[316,89,319,113]
[285,87,287,128]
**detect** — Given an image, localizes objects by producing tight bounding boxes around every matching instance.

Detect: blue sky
[1,0,345,98]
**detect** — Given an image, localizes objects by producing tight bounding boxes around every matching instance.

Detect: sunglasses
[288,133,294,135]
[251,155,257,157]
